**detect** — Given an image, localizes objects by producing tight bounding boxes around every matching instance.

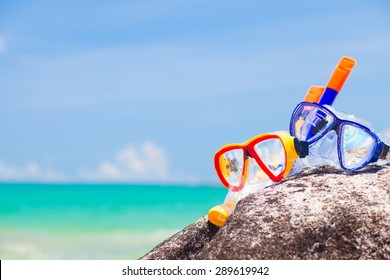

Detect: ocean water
[0,183,226,260]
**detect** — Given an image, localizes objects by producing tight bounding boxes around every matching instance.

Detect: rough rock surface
[141,164,390,260]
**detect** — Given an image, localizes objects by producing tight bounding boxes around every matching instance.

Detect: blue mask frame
[289,101,389,171]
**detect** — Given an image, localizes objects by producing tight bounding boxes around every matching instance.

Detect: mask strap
[379,144,390,161]
[311,119,328,135]
[294,138,309,158]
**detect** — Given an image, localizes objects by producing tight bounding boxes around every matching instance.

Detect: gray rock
[141,164,390,260]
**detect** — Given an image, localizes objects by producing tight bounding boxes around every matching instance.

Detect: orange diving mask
[213,131,308,192]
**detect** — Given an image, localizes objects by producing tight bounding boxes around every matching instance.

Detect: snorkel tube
[303,85,325,103]
[208,179,245,227]
[318,56,356,105]
[299,57,356,140]
[303,56,356,104]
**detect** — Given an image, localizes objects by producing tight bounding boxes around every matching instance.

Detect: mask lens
[218,149,245,187]
[292,104,334,143]
[341,124,376,169]
[245,158,269,185]
[254,138,286,177]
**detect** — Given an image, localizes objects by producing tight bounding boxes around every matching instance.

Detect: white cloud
[0,160,65,181]
[79,141,170,182]
[0,36,6,53]
[0,141,200,183]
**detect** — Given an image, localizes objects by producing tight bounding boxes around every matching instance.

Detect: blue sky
[1,0,390,183]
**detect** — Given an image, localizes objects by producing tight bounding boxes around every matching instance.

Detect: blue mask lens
[340,124,376,169]
[292,104,334,143]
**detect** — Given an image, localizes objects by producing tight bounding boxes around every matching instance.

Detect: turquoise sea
[0,183,226,260]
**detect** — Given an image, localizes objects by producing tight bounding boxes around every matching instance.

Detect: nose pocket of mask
[245,157,269,185]
[318,130,338,160]
[304,130,339,167]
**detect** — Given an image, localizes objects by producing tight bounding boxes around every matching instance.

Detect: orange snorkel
[304,56,356,104]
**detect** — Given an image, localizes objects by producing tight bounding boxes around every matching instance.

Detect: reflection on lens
[254,138,285,177]
[245,157,268,185]
[292,104,334,143]
[219,149,245,187]
[341,124,376,169]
